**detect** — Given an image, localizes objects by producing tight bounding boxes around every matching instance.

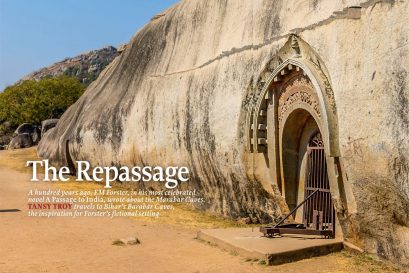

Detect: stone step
[197,228,343,265]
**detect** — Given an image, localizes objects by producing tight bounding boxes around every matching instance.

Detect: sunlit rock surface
[38,0,409,266]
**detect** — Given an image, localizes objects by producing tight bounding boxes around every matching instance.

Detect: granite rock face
[38,0,409,266]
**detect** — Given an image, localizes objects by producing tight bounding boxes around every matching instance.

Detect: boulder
[41,119,59,136]
[6,123,42,148]
[31,126,41,144]
[8,133,33,149]
[14,123,35,135]
[0,134,12,147]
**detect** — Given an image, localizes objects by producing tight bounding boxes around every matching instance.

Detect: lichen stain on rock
[262,5,282,41]
[388,67,409,201]
[354,177,409,264]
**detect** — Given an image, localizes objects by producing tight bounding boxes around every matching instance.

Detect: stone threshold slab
[197,227,343,265]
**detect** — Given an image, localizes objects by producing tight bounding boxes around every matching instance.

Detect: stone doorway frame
[246,35,354,238]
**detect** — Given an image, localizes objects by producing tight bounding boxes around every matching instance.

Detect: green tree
[0,76,85,134]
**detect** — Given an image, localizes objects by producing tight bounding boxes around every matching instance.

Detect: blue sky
[0,0,179,90]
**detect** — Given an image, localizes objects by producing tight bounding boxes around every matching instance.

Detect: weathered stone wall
[38,0,409,266]
[300,1,409,264]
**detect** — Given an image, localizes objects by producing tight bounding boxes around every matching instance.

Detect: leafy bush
[0,76,85,135]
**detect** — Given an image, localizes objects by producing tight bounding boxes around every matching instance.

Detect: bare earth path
[0,149,404,273]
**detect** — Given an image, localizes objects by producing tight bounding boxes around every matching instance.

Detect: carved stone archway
[246,35,352,238]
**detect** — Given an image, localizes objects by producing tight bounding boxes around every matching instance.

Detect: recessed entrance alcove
[246,35,348,239]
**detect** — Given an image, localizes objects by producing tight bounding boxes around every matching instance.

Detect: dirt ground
[0,147,405,273]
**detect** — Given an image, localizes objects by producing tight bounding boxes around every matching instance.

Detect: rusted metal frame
[303,148,312,227]
[262,138,337,238]
[312,148,317,229]
[316,149,320,229]
[316,149,320,230]
[273,189,319,228]
[309,147,324,150]
[260,226,333,237]
[305,146,334,232]
[320,149,324,229]
[305,187,331,192]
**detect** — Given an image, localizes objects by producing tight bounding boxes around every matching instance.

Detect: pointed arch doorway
[246,36,346,238]
[277,106,335,237]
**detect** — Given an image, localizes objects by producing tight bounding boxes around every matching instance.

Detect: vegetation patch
[0,76,85,138]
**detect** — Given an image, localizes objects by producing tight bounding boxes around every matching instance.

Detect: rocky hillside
[0,45,121,148]
[20,46,119,86]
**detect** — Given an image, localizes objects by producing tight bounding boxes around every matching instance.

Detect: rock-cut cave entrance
[247,36,351,238]
[279,109,335,236]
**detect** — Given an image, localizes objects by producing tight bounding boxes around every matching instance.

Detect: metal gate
[260,133,335,238]
[302,134,335,234]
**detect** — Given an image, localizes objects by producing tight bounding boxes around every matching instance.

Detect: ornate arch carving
[278,76,320,122]
[247,35,340,157]
[243,36,351,238]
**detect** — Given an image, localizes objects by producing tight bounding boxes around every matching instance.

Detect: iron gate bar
[305,187,330,192]
[261,133,336,239]
[273,189,319,228]
[302,146,335,234]
[260,226,333,237]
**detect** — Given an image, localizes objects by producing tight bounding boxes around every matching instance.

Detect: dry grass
[0,147,40,173]
[52,179,243,229]
[325,251,405,273]
[133,202,245,229]
[0,147,243,229]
